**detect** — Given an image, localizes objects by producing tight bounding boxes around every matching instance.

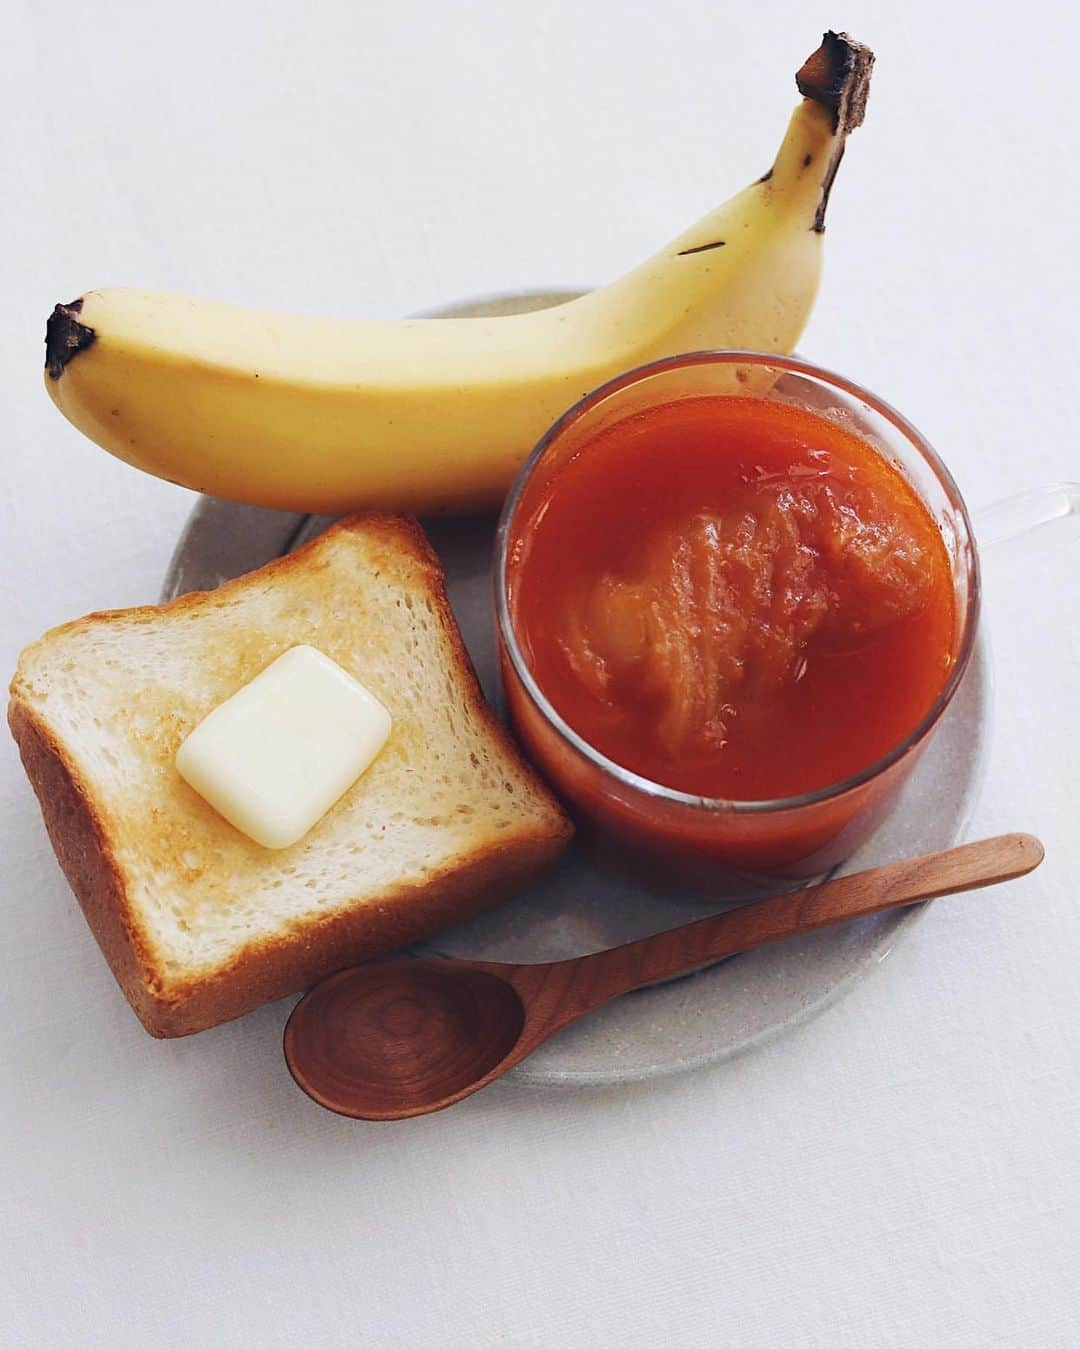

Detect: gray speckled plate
[162,291,989,1087]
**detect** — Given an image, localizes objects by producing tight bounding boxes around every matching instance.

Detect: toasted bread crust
[9,513,571,1036]
[8,697,164,1026]
[148,832,561,1036]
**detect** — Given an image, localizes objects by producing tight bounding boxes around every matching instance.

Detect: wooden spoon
[283,833,1042,1120]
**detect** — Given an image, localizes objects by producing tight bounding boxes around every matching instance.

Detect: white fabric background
[3,2,1077,1345]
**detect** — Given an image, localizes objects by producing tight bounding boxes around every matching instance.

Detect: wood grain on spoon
[284,834,1043,1120]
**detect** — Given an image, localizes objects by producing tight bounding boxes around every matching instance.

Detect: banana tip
[46,299,95,379]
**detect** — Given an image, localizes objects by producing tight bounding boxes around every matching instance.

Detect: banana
[44,32,872,516]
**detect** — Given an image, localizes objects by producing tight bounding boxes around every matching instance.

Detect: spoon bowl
[284,834,1043,1120]
[285,961,527,1120]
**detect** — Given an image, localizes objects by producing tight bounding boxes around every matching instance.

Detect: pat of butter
[176,645,391,849]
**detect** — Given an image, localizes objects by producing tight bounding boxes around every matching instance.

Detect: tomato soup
[508,395,956,802]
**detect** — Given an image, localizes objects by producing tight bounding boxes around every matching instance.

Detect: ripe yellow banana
[45,33,872,516]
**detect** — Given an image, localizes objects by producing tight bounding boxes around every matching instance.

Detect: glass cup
[495,351,980,882]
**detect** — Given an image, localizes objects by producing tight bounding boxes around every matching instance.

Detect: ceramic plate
[162,291,989,1086]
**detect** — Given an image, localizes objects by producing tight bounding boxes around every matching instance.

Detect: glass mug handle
[973,482,1080,550]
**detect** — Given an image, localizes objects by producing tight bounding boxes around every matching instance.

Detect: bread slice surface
[9,513,571,1035]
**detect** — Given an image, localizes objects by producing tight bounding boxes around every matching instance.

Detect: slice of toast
[9,514,571,1037]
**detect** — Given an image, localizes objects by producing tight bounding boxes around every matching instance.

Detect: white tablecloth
[4,3,1077,1345]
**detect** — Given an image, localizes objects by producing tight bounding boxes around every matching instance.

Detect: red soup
[508,395,956,813]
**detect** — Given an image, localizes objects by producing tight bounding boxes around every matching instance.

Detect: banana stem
[795,31,874,232]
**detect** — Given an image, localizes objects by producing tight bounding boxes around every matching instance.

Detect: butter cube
[176,645,391,849]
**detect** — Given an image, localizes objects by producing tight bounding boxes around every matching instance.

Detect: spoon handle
[548,834,1043,1019]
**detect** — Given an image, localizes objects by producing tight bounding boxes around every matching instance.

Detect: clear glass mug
[495,351,980,881]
